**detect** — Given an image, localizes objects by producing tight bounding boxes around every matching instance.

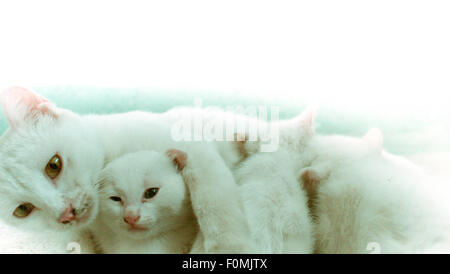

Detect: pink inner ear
[1,86,51,129]
[300,108,317,127]
[166,149,188,171]
[364,128,383,151]
[2,86,48,108]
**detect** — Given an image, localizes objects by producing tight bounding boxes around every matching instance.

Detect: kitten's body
[235,148,314,253]
[299,131,450,253]
[190,110,317,254]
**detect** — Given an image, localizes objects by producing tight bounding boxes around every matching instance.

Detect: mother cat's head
[0,87,104,231]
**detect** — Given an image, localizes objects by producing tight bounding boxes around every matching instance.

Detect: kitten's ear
[234,133,259,158]
[283,107,316,137]
[166,149,188,171]
[296,107,317,135]
[1,86,61,130]
[97,166,113,189]
[363,128,383,153]
[299,168,320,196]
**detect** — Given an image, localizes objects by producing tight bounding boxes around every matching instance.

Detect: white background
[0,0,449,113]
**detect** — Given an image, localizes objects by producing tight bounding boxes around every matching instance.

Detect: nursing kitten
[92,150,197,253]
[298,129,450,253]
[234,148,315,253]
[221,110,317,253]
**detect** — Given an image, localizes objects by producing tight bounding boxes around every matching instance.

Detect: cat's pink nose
[123,215,140,225]
[58,204,77,224]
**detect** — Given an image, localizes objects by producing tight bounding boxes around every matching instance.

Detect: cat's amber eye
[143,188,159,199]
[45,154,62,179]
[13,203,35,218]
[110,196,122,202]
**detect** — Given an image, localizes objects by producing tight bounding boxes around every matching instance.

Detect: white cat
[92,150,197,253]
[234,148,314,253]
[298,129,450,253]
[0,86,265,253]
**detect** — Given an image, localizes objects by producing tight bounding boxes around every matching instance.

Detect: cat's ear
[1,86,61,130]
[299,168,320,196]
[97,167,112,189]
[283,107,316,137]
[297,107,317,135]
[166,149,188,171]
[233,133,259,159]
[363,128,383,153]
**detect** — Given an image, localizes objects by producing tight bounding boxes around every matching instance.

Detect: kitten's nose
[123,215,140,225]
[58,204,77,224]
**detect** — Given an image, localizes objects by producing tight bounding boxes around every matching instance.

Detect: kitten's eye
[45,154,62,179]
[144,188,159,199]
[110,196,122,202]
[13,203,35,218]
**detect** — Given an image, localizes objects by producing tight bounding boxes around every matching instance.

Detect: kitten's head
[277,107,316,150]
[98,149,192,240]
[233,107,317,159]
[0,87,104,231]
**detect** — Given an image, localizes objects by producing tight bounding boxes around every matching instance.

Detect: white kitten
[193,109,317,254]
[235,148,314,253]
[92,150,197,254]
[298,129,450,253]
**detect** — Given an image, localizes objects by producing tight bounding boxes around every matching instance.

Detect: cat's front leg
[181,144,255,254]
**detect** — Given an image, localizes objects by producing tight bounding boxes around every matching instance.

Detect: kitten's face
[98,150,191,240]
[0,87,105,231]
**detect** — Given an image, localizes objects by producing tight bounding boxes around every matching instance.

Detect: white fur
[235,149,314,253]
[185,109,318,254]
[0,87,268,253]
[181,143,256,253]
[93,146,257,254]
[92,151,197,254]
[299,131,450,253]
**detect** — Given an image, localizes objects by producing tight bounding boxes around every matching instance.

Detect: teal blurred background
[1,86,449,156]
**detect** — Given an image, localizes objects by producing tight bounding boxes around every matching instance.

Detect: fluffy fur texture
[93,147,257,254]
[90,108,317,254]
[298,129,450,253]
[0,87,105,236]
[92,150,197,253]
[227,109,317,253]
[235,148,314,253]
[0,87,266,253]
